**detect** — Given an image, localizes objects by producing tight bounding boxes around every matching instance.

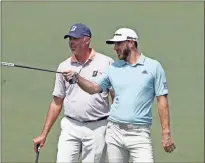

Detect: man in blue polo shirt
[63,27,176,163]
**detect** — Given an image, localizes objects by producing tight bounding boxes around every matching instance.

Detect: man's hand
[156,95,176,153]
[32,96,63,153]
[63,69,102,94]
[161,132,176,153]
[62,70,77,82]
[33,135,47,153]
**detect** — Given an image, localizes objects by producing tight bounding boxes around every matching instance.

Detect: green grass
[1,1,204,162]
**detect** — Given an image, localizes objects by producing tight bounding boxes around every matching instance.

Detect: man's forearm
[158,106,171,134]
[157,96,171,135]
[77,75,101,94]
[41,100,62,137]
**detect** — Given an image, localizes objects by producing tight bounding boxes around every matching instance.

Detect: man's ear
[84,37,91,45]
[129,40,135,48]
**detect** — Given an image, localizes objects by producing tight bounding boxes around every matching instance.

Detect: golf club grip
[14,64,62,74]
[35,151,39,163]
[35,144,40,163]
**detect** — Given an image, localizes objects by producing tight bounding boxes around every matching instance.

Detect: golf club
[35,144,40,163]
[1,62,62,74]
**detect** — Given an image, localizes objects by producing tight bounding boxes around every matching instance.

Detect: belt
[66,115,108,123]
[109,121,150,130]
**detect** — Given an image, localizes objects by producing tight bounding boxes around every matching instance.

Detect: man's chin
[71,51,78,56]
[118,54,125,60]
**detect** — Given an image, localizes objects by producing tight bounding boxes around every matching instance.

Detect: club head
[1,62,14,67]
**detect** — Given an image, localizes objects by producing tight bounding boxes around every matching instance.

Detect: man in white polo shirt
[63,27,176,163]
[33,23,114,163]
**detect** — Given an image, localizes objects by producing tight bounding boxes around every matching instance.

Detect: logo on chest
[142,70,148,74]
[92,70,98,77]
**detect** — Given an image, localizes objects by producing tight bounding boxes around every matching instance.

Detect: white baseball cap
[106,28,139,44]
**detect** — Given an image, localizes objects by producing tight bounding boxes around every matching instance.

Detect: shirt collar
[120,53,145,67]
[71,48,96,63]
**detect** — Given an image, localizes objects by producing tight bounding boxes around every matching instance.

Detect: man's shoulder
[60,57,71,65]
[57,57,72,70]
[144,55,162,67]
[95,51,114,62]
[144,55,165,74]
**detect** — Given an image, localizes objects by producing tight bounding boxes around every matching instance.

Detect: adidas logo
[142,70,148,74]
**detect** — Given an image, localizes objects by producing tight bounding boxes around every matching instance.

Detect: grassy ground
[1,1,204,162]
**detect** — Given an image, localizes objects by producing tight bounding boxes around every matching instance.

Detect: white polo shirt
[52,49,114,122]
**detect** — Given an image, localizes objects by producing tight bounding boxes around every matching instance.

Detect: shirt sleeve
[154,62,168,96]
[94,68,111,92]
[52,65,66,98]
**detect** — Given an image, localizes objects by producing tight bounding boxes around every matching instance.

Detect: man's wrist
[41,131,48,137]
[69,72,79,84]
[162,129,171,136]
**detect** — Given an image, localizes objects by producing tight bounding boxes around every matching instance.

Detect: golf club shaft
[14,64,62,73]
[1,62,62,74]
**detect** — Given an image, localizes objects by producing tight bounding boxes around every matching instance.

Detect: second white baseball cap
[106,28,139,44]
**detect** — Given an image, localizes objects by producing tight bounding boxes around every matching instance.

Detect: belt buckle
[119,124,129,130]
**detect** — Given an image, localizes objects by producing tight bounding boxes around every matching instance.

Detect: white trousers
[105,121,154,163]
[56,117,107,163]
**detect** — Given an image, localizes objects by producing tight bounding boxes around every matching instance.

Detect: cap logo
[70,26,77,32]
[127,36,136,40]
[114,34,136,40]
[114,33,122,36]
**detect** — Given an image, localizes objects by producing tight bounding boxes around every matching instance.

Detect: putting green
[1,1,204,162]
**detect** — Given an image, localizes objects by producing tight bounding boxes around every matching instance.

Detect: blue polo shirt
[94,54,168,125]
